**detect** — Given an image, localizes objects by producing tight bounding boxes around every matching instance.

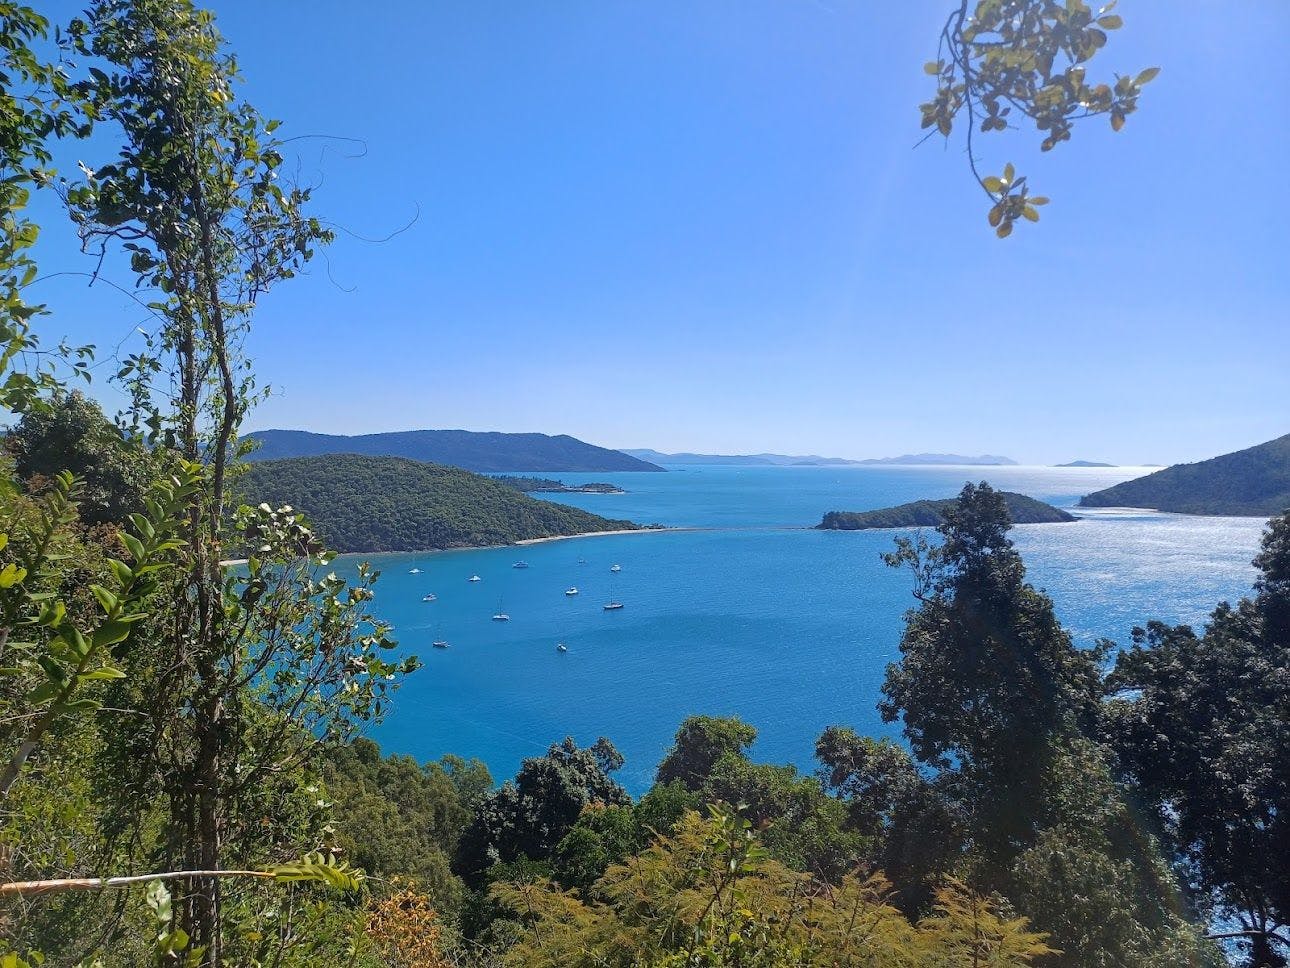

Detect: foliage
[363,885,452,968]
[238,455,638,553]
[5,392,160,526]
[655,715,759,790]
[819,491,1073,531]
[321,737,490,914]
[493,805,1054,967]
[0,463,198,799]
[1106,512,1290,966]
[0,3,94,417]
[455,737,630,885]
[923,0,1158,235]
[1079,432,1290,516]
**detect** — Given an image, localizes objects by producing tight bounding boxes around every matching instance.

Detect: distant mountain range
[1058,460,1115,468]
[620,449,864,467]
[245,429,664,473]
[620,449,1018,467]
[1079,432,1290,516]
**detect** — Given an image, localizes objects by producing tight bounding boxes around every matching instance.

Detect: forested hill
[1079,432,1290,516]
[818,492,1075,530]
[245,429,664,473]
[237,455,639,553]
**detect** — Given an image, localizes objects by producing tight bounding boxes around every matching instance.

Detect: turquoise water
[335,466,1267,793]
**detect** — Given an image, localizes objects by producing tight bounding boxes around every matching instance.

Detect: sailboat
[467,575,481,582]
[432,622,449,649]
[492,597,510,621]
[603,601,624,611]
[409,567,422,574]
[565,587,579,596]
[422,593,437,602]
[610,563,621,573]
[512,561,530,569]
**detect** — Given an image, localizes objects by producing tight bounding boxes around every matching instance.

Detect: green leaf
[80,665,127,681]
[91,621,133,650]
[90,584,119,614]
[121,532,145,563]
[982,176,1003,193]
[1097,14,1123,28]
[1002,162,1015,183]
[59,626,90,657]
[108,559,134,586]
[0,562,27,589]
[1136,66,1160,85]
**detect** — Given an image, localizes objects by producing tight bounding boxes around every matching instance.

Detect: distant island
[1079,432,1290,516]
[855,453,1018,466]
[620,448,865,467]
[246,429,665,473]
[237,455,641,553]
[492,475,625,494]
[818,492,1075,530]
[1058,460,1115,468]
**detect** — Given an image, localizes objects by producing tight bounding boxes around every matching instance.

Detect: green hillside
[818,491,1075,530]
[1079,433,1290,516]
[236,455,639,553]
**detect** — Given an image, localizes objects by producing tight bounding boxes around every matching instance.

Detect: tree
[455,737,630,884]
[1107,512,1290,967]
[7,391,157,525]
[655,715,758,791]
[924,0,1159,236]
[59,2,416,960]
[0,4,93,417]
[879,482,1104,864]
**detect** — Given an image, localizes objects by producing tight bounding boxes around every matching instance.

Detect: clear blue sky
[30,1,1290,465]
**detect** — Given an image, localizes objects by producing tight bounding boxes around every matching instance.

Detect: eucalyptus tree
[1107,512,1290,967]
[62,0,416,959]
[879,481,1105,864]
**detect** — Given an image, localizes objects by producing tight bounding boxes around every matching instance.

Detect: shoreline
[275,525,694,563]
[515,526,684,545]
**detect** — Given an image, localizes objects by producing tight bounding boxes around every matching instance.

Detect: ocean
[334,465,1267,794]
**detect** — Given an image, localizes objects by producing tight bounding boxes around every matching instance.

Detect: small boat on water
[603,601,624,611]
[422,593,437,602]
[609,564,621,573]
[513,561,530,569]
[409,567,422,574]
[556,643,568,652]
[432,640,450,649]
[578,557,587,565]
[468,575,481,582]
[492,597,509,621]
[565,587,579,596]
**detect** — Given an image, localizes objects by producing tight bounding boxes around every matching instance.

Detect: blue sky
[29,1,1290,464]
